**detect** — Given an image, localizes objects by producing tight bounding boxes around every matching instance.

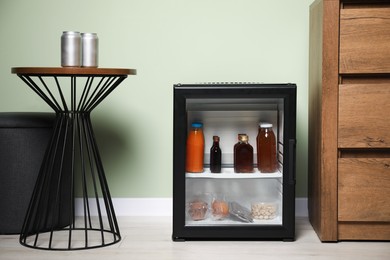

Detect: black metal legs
[18,75,125,250]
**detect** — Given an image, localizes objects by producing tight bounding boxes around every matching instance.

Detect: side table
[11,67,136,250]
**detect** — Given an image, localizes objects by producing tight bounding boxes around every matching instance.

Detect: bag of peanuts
[251,202,277,220]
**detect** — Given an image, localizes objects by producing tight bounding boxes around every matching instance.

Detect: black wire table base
[15,71,129,250]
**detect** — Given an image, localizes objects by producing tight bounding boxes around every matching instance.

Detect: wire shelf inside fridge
[186,168,282,179]
[185,215,283,226]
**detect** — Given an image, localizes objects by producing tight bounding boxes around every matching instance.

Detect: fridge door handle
[288,139,296,185]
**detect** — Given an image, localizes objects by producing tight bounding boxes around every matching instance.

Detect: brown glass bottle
[210,136,222,173]
[234,134,254,173]
[256,123,277,173]
[233,134,243,173]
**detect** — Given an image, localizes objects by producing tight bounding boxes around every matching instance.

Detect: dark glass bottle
[233,134,244,173]
[210,136,222,173]
[234,134,254,173]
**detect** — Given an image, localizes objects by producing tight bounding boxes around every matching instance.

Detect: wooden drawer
[339,83,390,148]
[339,7,390,74]
[338,222,390,241]
[338,158,390,222]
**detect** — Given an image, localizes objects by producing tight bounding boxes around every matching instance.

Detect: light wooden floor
[0,217,388,260]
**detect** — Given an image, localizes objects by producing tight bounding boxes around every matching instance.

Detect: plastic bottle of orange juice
[186,122,205,173]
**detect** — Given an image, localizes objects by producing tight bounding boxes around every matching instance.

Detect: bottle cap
[213,136,220,142]
[237,133,246,140]
[191,122,203,128]
[239,134,248,142]
[260,123,273,128]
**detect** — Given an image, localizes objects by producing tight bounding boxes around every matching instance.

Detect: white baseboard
[75,197,308,217]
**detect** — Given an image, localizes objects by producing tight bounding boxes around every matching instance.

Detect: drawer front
[339,8,390,74]
[339,83,390,148]
[338,222,390,241]
[338,158,390,222]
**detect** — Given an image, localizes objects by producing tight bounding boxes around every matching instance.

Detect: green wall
[0,0,313,198]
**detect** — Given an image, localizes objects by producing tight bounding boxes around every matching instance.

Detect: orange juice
[186,122,204,173]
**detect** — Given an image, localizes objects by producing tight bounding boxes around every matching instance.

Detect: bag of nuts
[251,202,277,220]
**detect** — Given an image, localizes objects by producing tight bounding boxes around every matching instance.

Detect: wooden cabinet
[309,0,390,241]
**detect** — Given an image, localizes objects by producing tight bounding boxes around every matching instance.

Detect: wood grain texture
[309,0,390,242]
[308,0,340,242]
[338,83,390,148]
[1,217,389,259]
[338,158,390,222]
[11,67,136,76]
[339,7,390,74]
[339,222,390,240]
[308,0,324,242]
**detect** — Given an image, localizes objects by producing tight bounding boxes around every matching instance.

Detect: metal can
[81,33,98,67]
[61,31,81,67]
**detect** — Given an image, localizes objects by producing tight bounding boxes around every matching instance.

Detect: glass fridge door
[173,84,296,241]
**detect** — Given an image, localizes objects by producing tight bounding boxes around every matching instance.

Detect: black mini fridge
[172,83,296,241]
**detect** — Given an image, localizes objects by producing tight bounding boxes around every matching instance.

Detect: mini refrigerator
[172,83,296,241]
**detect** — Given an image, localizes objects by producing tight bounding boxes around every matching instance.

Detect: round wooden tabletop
[11,67,136,76]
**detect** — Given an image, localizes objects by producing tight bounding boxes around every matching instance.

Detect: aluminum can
[81,33,98,67]
[61,31,81,67]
